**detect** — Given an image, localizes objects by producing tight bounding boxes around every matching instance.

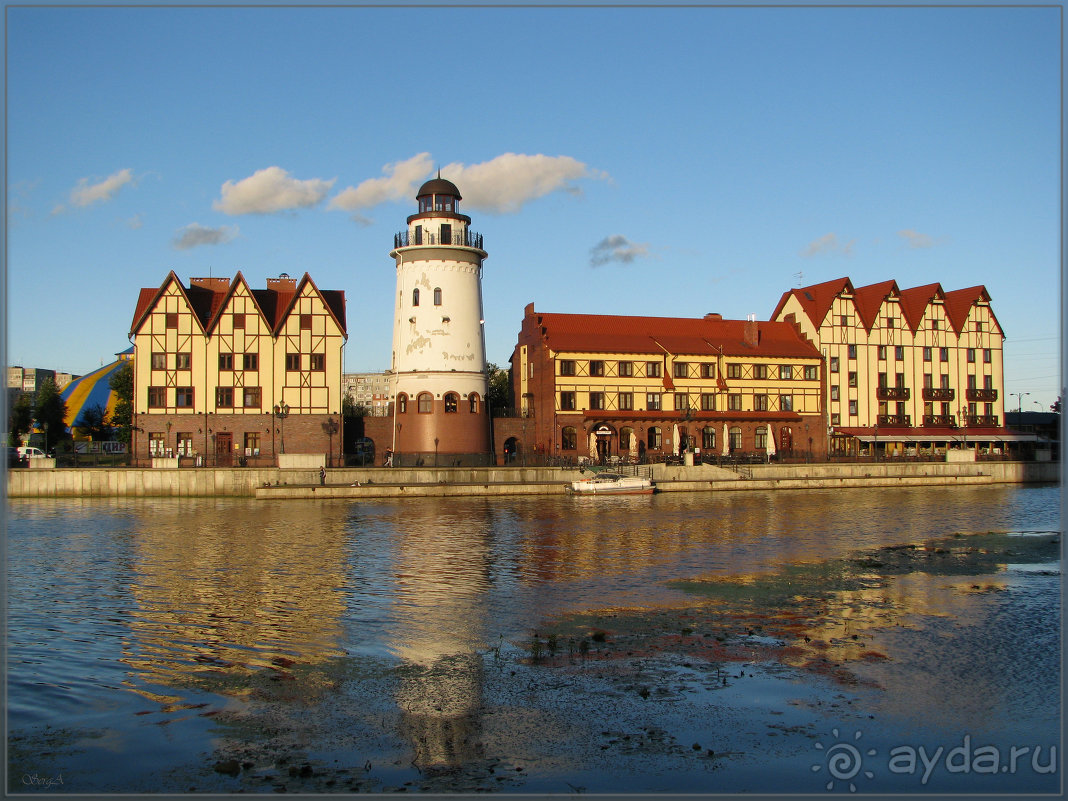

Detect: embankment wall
[6,460,1059,499]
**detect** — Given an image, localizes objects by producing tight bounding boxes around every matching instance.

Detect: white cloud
[69,168,134,207]
[897,229,939,249]
[125,214,143,230]
[328,153,434,212]
[442,153,609,213]
[800,232,855,258]
[213,166,334,215]
[172,222,239,250]
[590,234,650,267]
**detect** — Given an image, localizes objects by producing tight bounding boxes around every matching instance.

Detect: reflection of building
[387,501,491,772]
[387,178,491,466]
[773,277,1023,456]
[129,271,346,465]
[509,304,826,461]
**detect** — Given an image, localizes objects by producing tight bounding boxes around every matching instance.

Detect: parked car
[18,446,48,459]
[5,446,26,468]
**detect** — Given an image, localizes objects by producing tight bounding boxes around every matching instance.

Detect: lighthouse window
[434,288,442,305]
[417,393,433,413]
[444,393,458,413]
[469,393,480,413]
[412,288,420,306]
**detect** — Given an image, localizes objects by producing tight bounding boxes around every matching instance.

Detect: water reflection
[120,500,350,701]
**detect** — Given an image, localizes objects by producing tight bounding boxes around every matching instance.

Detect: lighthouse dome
[416,177,461,201]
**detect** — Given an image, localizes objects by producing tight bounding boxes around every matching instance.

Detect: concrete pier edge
[6,460,1058,499]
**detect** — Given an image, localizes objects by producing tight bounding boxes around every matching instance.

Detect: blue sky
[5,4,1062,410]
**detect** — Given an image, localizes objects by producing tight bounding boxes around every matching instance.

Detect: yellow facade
[129,272,346,462]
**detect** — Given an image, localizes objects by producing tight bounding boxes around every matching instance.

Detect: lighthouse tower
[388,177,490,465]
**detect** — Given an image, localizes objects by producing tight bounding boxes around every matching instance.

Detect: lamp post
[273,402,290,454]
[1011,392,1031,414]
[873,423,879,462]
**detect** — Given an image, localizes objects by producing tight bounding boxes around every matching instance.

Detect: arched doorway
[503,436,519,464]
[779,426,793,454]
[590,423,615,464]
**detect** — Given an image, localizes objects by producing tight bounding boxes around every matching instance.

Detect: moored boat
[567,472,656,495]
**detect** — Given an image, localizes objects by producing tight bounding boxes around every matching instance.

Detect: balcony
[922,387,955,402]
[966,388,998,402]
[965,415,999,427]
[394,229,484,249]
[923,414,956,427]
[876,414,911,427]
[876,386,910,401]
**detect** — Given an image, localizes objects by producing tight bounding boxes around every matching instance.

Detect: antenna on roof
[794,271,803,288]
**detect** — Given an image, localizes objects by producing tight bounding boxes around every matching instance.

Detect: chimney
[704,312,723,320]
[744,313,759,348]
[189,277,230,291]
[267,272,297,291]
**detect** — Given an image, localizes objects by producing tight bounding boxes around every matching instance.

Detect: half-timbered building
[129,271,346,465]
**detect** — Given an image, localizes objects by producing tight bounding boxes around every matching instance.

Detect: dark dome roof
[416,177,461,200]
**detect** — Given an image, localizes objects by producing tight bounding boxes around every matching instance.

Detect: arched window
[412,288,420,306]
[702,426,716,450]
[648,426,662,450]
[468,393,480,413]
[729,426,742,452]
[561,426,577,451]
[433,287,442,306]
[444,392,458,413]
[397,393,408,414]
[417,392,433,414]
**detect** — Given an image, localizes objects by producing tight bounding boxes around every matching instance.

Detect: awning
[851,432,1039,444]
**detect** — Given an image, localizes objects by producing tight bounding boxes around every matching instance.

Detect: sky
[5,3,1063,411]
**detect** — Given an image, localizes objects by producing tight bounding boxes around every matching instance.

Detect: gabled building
[129,271,346,465]
[772,277,1017,457]
[509,304,827,462]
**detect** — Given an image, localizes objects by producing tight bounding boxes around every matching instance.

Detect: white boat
[568,471,655,495]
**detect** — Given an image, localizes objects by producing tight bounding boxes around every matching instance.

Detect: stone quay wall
[6,460,1059,499]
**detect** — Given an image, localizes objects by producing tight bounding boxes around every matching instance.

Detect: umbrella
[722,423,729,456]
[673,424,680,455]
[766,425,776,457]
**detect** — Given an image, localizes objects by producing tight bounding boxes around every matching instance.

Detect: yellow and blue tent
[61,348,133,434]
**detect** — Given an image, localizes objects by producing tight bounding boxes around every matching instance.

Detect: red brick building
[507,303,828,463]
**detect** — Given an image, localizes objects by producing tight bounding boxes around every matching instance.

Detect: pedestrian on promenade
[319,465,326,486]
[384,449,393,468]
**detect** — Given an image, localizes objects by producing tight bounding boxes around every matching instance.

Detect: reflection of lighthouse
[388,502,491,772]
[389,177,490,466]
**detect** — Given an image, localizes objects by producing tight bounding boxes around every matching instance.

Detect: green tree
[75,403,113,441]
[486,362,512,414]
[108,362,134,444]
[33,377,69,451]
[8,392,34,447]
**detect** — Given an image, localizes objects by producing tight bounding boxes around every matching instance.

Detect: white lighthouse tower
[388,176,491,465]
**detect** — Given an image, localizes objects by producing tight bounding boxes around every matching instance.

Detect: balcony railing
[876,414,912,427]
[965,415,999,427]
[922,387,955,402]
[966,388,998,402]
[876,386,910,401]
[923,414,956,427]
[394,229,484,249]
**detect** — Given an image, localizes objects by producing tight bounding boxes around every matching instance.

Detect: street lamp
[1011,392,1031,414]
[273,401,290,454]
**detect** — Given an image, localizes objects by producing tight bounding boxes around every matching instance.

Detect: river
[6,484,1061,794]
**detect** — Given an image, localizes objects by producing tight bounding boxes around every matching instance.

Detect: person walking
[319,465,326,486]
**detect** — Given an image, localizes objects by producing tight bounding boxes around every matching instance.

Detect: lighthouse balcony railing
[395,230,484,249]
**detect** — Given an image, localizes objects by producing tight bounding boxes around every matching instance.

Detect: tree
[75,403,113,441]
[1051,397,1061,414]
[33,377,69,451]
[8,392,34,447]
[109,362,134,444]
[343,394,370,417]
[486,362,512,414]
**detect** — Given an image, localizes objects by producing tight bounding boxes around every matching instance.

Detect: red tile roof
[942,286,996,335]
[770,276,852,328]
[129,272,346,338]
[852,280,899,331]
[528,310,821,359]
[897,283,944,332]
